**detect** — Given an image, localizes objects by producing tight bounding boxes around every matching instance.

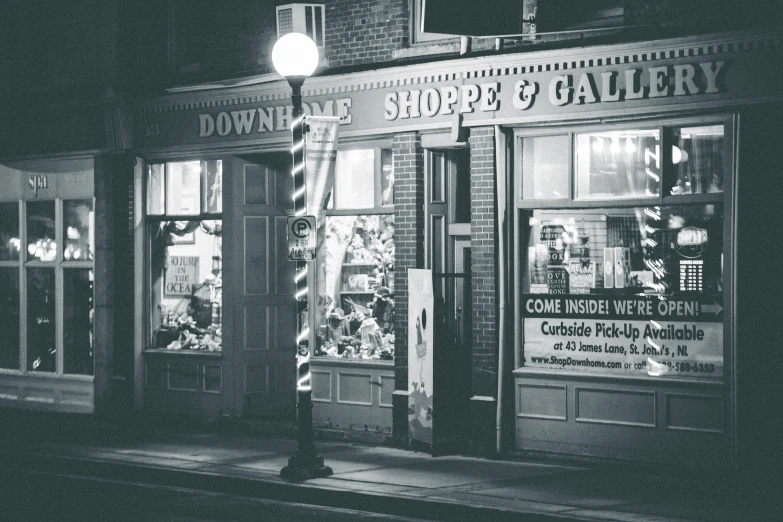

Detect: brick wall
[324,0,408,69]
[392,132,425,391]
[176,0,278,82]
[468,127,497,399]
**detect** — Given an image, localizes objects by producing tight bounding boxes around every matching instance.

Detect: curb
[0,449,591,522]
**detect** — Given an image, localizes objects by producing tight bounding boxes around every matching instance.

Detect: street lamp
[273,32,333,480]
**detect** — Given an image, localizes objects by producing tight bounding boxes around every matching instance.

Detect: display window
[515,118,730,380]
[0,195,94,375]
[314,146,395,360]
[145,160,223,353]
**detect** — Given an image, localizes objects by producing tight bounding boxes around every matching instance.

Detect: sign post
[274,32,332,481]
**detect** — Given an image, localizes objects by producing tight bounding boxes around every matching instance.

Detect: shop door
[226,154,296,419]
[426,147,472,453]
[432,239,472,455]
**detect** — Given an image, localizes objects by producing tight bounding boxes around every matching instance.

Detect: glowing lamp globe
[272,33,319,79]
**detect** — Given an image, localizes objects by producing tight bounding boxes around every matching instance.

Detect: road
[0,469,436,522]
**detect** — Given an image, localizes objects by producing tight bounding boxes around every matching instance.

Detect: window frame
[143,159,224,354]
[515,115,733,210]
[512,114,735,382]
[424,147,471,272]
[276,3,326,48]
[0,195,95,377]
[314,141,396,361]
[410,0,460,45]
[327,140,394,216]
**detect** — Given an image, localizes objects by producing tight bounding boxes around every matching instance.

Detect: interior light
[625,138,636,153]
[672,146,689,165]
[591,137,604,152]
[609,137,620,154]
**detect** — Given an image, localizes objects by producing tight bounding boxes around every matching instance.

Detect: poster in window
[522,294,723,378]
[165,256,199,296]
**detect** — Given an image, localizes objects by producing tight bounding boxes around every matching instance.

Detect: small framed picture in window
[172,231,195,245]
[348,274,369,291]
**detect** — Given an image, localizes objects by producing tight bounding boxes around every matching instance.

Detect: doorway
[426,148,472,453]
[226,154,296,420]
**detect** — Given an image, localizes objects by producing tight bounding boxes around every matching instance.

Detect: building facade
[1,0,781,475]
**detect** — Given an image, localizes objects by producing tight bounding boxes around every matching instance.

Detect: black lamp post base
[280,455,333,480]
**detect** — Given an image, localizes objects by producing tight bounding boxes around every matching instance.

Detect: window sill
[512,367,726,387]
[310,357,393,369]
[144,349,223,357]
[392,41,461,61]
[0,369,95,381]
[393,37,523,62]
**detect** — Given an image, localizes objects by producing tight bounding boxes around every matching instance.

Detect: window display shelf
[310,357,392,369]
[144,348,222,357]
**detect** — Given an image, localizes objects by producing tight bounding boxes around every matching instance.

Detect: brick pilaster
[468,127,498,398]
[392,132,425,442]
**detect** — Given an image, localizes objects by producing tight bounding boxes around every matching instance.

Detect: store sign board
[383,61,727,120]
[408,269,434,446]
[522,294,724,378]
[196,98,353,138]
[165,256,199,295]
[135,38,779,149]
[287,215,316,261]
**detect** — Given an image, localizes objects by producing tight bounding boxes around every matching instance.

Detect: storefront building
[131,27,781,467]
[0,159,96,411]
[0,153,135,415]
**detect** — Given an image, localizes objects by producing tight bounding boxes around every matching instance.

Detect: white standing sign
[408,269,434,445]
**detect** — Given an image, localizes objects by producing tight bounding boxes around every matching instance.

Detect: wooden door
[226,154,296,419]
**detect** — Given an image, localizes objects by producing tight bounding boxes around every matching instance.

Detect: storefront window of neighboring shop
[315,147,395,360]
[146,160,223,353]
[516,119,730,380]
[0,197,94,375]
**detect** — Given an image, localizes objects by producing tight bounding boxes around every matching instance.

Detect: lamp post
[273,32,333,480]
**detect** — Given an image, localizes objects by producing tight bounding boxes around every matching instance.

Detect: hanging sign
[287,215,316,261]
[408,269,434,446]
[304,115,340,220]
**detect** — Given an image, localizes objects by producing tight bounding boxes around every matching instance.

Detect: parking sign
[287,215,317,261]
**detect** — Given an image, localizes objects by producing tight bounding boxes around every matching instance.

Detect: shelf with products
[147,220,223,354]
[316,214,395,362]
[524,205,723,299]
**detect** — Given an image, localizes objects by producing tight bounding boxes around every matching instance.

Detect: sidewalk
[0,410,779,522]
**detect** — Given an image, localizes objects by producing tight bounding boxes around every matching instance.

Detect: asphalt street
[0,468,436,522]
